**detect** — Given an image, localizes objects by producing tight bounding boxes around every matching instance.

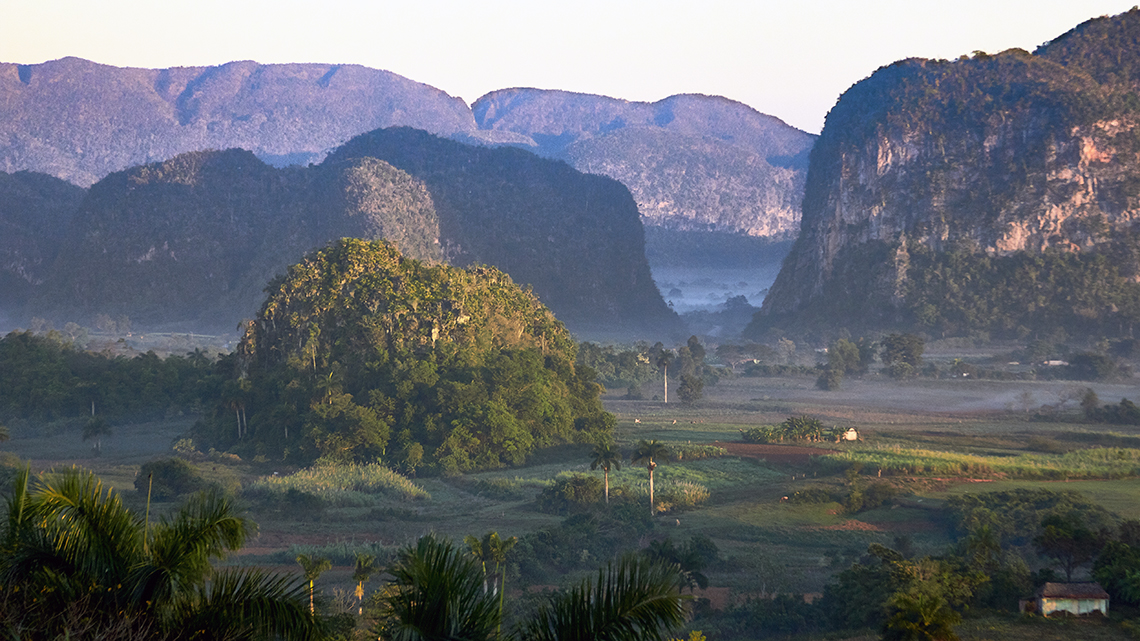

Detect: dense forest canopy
[195,239,613,473]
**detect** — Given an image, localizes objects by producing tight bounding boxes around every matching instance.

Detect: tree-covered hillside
[32,149,440,332]
[0,171,85,311]
[195,239,613,473]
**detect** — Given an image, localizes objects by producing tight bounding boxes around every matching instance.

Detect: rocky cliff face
[0,58,474,186]
[752,11,1140,336]
[471,90,813,238]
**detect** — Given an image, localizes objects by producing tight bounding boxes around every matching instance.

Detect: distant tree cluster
[0,330,216,423]
[195,239,613,473]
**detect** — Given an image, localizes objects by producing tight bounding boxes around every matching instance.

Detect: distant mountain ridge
[469,90,814,238]
[0,57,474,186]
[0,58,811,241]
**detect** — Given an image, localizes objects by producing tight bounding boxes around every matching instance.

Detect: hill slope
[0,171,86,312]
[33,149,440,331]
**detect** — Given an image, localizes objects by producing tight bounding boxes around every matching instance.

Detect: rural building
[1020,582,1109,617]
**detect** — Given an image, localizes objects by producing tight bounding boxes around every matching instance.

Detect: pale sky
[2,1,1136,134]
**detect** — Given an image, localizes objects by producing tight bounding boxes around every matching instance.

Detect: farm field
[4,370,1140,639]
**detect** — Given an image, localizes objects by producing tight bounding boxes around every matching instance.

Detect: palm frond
[523,555,688,641]
[376,534,500,641]
[171,567,316,641]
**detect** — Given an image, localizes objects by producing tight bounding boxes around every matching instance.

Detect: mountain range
[15,128,680,339]
[0,58,810,243]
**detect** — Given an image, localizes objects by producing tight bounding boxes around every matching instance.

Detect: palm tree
[465,530,518,630]
[590,441,622,504]
[296,553,332,615]
[521,554,689,641]
[632,439,670,517]
[488,532,517,633]
[353,552,377,616]
[374,534,500,641]
[655,346,674,404]
[0,467,315,640]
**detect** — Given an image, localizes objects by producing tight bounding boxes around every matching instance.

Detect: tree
[632,440,670,516]
[653,344,675,403]
[82,415,111,453]
[296,553,332,615]
[590,441,623,504]
[353,552,377,616]
[1034,512,1106,581]
[677,374,704,405]
[374,534,500,641]
[881,591,961,641]
[881,334,925,379]
[521,554,689,641]
[0,467,315,640]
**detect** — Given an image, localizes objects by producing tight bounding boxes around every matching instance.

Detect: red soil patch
[720,442,828,466]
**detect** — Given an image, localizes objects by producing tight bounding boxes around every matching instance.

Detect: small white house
[1022,582,1109,617]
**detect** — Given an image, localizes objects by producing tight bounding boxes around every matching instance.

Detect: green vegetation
[195,239,613,473]
[741,415,832,443]
[0,467,315,639]
[827,446,1140,480]
[0,330,216,423]
[247,462,430,503]
[903,244,1140,340]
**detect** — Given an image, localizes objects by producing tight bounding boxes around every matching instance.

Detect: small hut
[1021,582,1109,617]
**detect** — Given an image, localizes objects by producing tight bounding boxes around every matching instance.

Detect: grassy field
[5,370,1140,638]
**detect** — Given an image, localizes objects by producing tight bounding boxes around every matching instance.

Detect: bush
[136,458,204,500]
[536,474,604,514]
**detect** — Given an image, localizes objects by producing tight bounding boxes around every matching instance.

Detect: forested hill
[24,129,681,339]
[196,239,613,472]
[0,171,85,314]
[750,8,1140,340]
[0,57,473,186]
[469,90,814,239]
[325,127,683,338]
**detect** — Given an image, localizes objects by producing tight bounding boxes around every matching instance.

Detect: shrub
[136,458,204,500]
[536,474,604,514]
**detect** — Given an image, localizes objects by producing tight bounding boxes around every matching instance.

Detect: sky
[2,1,1137,134]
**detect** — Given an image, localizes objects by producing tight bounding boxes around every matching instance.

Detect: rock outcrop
[751,10,1140,338]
